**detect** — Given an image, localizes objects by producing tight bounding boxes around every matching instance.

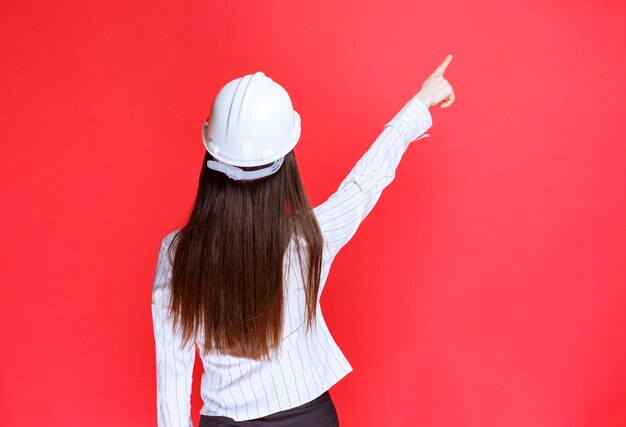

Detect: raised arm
[312,96,432,263]
[151,234,195,427]
[313,54,455,267]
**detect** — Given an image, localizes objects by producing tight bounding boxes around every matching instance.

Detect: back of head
[202,71,301,175]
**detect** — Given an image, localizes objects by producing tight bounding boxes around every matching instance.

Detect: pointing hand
[414,54,455,109]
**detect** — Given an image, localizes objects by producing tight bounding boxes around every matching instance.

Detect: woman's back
[151,94,432,424]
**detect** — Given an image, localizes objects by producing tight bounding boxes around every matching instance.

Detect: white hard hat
[202,71,301,181]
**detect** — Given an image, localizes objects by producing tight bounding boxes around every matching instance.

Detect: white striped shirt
[151,95,433,425]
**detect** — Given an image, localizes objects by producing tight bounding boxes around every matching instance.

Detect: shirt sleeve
[312,96,433,264]
[151,235,196,427]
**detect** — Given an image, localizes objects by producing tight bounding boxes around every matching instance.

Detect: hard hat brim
[201,111,301,167]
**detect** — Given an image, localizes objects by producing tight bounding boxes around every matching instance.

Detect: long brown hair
[165,149,323,361]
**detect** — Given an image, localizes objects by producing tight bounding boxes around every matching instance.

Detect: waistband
[200,390,332,424]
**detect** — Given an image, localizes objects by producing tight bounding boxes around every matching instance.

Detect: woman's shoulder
[161,228,182,248]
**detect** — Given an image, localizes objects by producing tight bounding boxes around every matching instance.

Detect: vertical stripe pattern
[151,96,432,424]
[151,239,196,427]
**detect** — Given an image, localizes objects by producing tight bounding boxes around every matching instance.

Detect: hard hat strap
[206,156,285,181]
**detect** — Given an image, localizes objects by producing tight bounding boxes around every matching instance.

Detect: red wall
[2,1,625,426]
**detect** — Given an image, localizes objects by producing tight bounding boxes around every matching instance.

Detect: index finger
[432,54,453,76]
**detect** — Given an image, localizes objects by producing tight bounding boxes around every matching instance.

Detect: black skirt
[198,390,339,427]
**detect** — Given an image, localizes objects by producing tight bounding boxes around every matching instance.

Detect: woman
[151,55,455,427]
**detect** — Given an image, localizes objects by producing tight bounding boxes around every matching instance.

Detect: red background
[2,1,625,426]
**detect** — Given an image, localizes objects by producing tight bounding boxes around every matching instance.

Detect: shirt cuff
[384,96,433,143]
